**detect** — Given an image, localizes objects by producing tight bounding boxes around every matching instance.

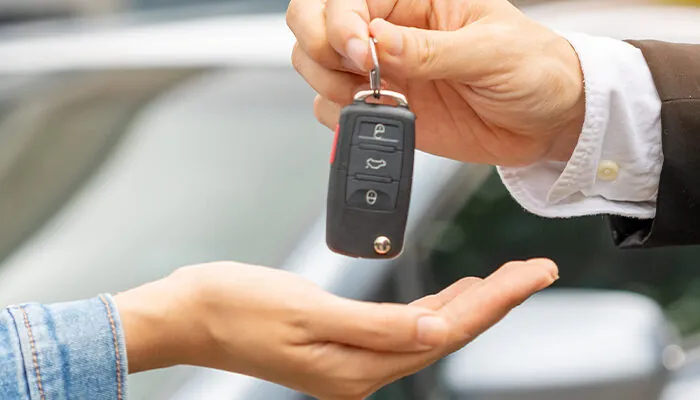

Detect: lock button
[353,119,404,150]
[345,179,399,211]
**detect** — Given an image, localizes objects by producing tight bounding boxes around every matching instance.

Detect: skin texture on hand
[115,259,558,400]
[286,0,586,167]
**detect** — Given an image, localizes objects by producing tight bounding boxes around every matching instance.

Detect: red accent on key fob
[330,124,340,164]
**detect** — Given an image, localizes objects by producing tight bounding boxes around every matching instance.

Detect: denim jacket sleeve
[0,294,129,400]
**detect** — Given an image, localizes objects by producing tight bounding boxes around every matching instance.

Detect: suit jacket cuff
[611,40,700,248]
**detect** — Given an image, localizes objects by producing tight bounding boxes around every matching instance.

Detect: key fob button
[353,119,404,150]
[345,179,399,211]
[348,147,403,181]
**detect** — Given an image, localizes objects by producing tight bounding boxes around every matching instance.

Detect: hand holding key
[287,0,586,167]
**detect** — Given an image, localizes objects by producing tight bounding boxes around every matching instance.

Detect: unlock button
[346,179,399,211]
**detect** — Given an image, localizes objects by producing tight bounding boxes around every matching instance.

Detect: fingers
[314,95,342,130]
[309,276,483,357]
[288,0,521,85]
[409,277,482,310]
[286,0,342,70]
[288,0,408,72]
[439,258,559,342]
[323,0,403,70]
[292,44,365,106]
[312,81,407,130]
[352,259,558,382]
[287,0,371,72]
[368,18,463,80]
[311,298,450,352]
[368,18,505,82]
[324,0,372,70]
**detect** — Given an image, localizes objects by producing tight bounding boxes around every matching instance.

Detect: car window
[429,169,700,337]
[0,68,201,265]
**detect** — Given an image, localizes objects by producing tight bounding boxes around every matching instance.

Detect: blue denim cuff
[2,294,128,400]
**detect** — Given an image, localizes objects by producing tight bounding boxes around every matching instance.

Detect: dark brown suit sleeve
[609,40,700,248]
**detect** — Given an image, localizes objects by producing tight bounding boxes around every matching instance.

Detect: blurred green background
[429,169,700,337]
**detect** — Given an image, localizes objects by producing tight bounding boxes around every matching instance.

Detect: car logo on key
[366,158,387,170]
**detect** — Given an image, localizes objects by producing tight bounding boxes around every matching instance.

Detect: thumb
[369,18,485,81]
[310,297,449,352]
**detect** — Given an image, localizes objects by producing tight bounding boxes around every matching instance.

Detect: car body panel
[0,12,294,72]
[0,1,699,399]
[441,289,677,400]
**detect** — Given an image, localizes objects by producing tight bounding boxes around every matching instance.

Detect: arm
[497,32,663,220]
[0,295,127,399]
[610,40,700,247]
[1,259,557,400]
[499,35,700,248]
[287,0,700,247]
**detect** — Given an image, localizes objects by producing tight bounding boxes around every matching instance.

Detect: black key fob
[326,89,416,259]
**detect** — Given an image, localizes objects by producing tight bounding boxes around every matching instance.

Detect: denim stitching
[20,307,45,400]
[99,295,123,400]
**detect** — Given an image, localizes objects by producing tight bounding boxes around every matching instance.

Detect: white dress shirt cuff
[497,31,662,219]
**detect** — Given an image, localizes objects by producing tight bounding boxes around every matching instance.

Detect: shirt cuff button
[597,160,620,182]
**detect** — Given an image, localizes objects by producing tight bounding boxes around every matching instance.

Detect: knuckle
[313,95,340,128]
[363,306,397,339]
[306,40,331,64]
[414,294,445,310]
[500,260,528,272]
[458,277,482,286]
[313,95,325,122]
[285,0,299,29]
[414,30,438,72]
[291,42,304,73]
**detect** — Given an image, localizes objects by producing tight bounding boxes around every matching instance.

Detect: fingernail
[527,258,560,282]
[346,38,368,71]
[417,316,448,347]
[371,19,403,56]
[341,57,364,74]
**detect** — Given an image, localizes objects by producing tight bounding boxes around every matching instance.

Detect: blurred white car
[0,1,699,399]
[0,0,120,24]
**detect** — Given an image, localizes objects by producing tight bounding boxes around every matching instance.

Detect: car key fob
[326,38,416,259]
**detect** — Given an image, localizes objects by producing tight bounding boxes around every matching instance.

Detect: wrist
[114,271,210,373]
[544,34,586,163]
[547,91,585,163]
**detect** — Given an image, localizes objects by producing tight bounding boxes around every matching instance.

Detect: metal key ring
[361,37,409,107]
[369,37,381,98]
[353,89,409,107]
